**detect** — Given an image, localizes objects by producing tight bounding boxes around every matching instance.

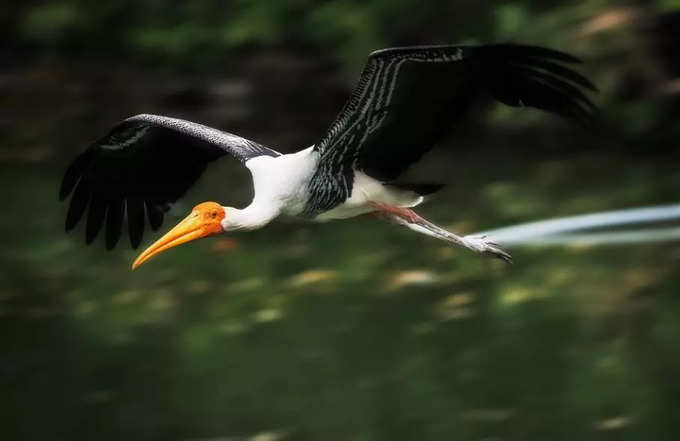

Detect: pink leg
[366,201,512,263]
[366,201,423,224]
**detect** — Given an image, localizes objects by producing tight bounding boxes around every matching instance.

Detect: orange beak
[131,202,225,270]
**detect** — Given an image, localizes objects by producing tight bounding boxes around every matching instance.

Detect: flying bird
[59,44,597,269]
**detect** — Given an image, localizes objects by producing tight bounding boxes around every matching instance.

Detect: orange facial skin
[132,202,225,270]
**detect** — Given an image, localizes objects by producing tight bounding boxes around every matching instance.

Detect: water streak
[475,203,680,246]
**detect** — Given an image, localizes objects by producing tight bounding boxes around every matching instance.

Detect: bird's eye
[211,211,217,218]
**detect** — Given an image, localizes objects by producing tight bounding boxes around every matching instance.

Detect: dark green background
[2,1,680,440]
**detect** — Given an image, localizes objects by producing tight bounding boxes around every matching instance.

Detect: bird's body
[314,169,425,221]
[60,43,597,268]
[242,145,423,223]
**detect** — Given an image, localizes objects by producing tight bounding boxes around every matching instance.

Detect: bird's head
[132,201,226,270]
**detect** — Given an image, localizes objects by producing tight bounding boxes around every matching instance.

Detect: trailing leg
[367,202,512,263]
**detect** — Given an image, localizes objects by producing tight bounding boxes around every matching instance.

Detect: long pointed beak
[132,211,219,270]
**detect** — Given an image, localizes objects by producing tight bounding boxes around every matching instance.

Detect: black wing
[304,44,597,215]
[59,114,280,249]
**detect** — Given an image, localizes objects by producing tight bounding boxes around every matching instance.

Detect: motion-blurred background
[2,1,680,440]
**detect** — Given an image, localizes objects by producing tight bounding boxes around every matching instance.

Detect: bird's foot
[463,235,513,264]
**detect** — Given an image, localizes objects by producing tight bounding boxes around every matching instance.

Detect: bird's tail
[384,182,444,196]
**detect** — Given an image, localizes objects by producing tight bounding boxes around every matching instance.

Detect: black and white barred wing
[59,114,281,249]
[306,44,597,214]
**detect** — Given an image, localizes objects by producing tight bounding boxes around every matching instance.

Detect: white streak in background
[473,204,680,246]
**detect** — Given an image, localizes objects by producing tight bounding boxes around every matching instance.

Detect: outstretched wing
[305,44,597,215]
[59,114,281,249]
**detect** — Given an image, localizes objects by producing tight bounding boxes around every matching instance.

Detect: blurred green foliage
[3,1,680,440]
[4,0,676,70]
[6,0,680,145]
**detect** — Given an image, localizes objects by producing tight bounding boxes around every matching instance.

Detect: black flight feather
[306,43,598,216]
[105,197,124,250]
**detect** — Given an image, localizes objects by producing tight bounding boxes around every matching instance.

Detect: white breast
[245,146,319,216]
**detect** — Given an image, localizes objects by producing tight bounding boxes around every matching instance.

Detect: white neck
[221,203,280,231]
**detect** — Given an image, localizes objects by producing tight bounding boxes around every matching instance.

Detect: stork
[59,44,597,269]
